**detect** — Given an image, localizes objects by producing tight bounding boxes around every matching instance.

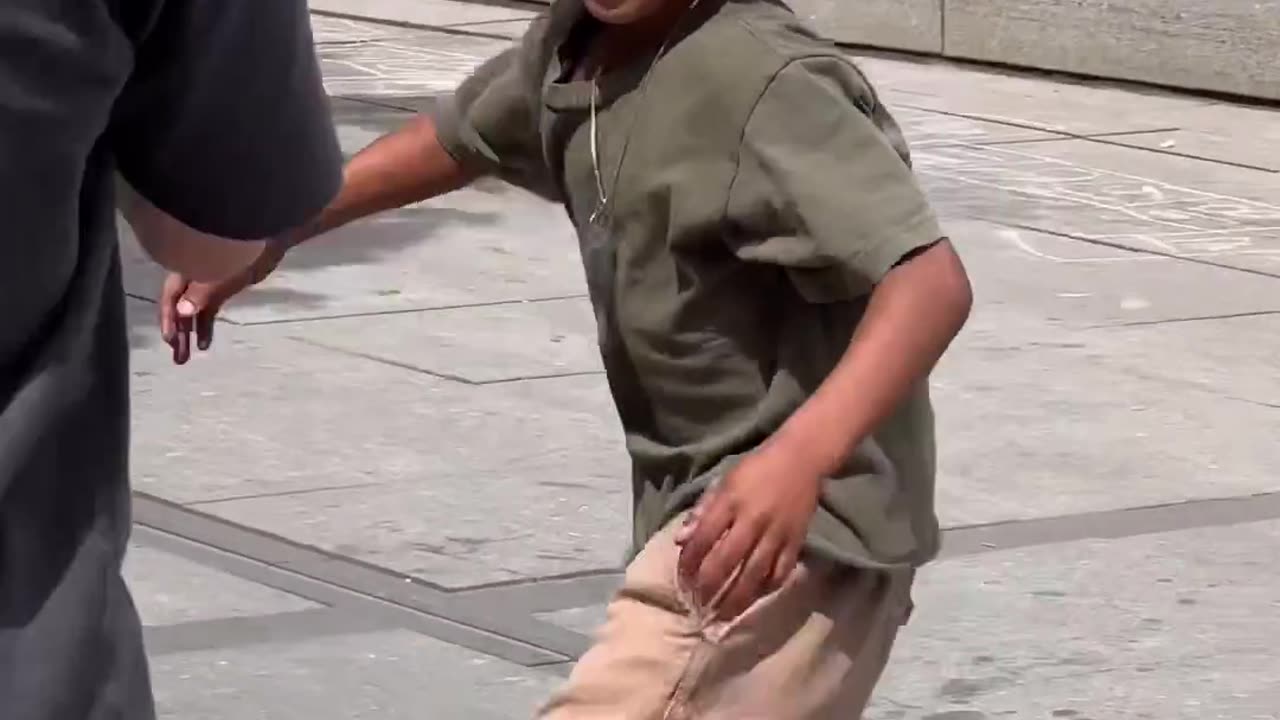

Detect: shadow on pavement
[120,93,516,350]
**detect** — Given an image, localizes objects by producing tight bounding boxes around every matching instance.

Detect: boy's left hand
[676,443,823,620]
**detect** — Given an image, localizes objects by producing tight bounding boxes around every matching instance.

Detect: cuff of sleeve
[855,208,947,283]
[432,99,500,177]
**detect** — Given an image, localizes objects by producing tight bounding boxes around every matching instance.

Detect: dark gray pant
[0,479,154,720]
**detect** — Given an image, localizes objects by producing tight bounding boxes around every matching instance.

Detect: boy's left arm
[677,57,973,618]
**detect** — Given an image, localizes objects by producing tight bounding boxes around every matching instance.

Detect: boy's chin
[583,0,664,24]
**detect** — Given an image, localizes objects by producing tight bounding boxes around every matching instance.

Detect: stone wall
[792,0,1280,101]
[525,0,1279,101]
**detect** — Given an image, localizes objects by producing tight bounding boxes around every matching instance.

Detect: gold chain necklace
[587,1,702,227]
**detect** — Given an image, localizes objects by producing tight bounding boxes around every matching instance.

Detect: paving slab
[860,58,1210,134]
[281,295,600,384]
[316,25,501,98]
[446,19,534,39]
[310,0,537,30]
[329,99,427,154]
[193,469,628,590]
[988,139,1280,209]
[893,106,1060,147]
[867,520,1280,719]
[1093,314,1280,409]
[536,605,609,639]
[151,630,559,720]
[121,184,582,326]
[120,99,582,327]
[319,42,488,98]
[1089,102,1280,173]
[915,141,1280,276]
[945,218,1280,329]
[124,543,318,627]
[185,376,629,588]
[127,314,623,489]
[864,58,1280,172]
[931,302,1280,528]
[310,15,421,44]
[129,312,629,587]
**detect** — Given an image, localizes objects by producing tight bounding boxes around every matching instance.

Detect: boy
[162,0,972,715]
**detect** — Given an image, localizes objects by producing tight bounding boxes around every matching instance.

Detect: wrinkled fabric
[436,0,945,571]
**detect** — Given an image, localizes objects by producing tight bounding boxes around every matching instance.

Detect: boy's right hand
[159,239,288,365]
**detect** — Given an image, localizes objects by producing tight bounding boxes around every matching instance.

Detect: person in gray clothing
[0,1,341,717]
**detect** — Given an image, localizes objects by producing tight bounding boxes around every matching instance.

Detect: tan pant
[537,516,914,720]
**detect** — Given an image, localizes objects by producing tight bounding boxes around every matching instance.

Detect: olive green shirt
[438,0,945,569]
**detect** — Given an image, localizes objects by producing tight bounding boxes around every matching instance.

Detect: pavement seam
[135,487,1280,625]
[331,94,428,114]
[134,495,462,594]
[994,221,1280,282]
[135,524,574,665]
[309,9,523,42]
[458,492,1280,613]
[185,481,384,508]
[143,608,391,656]
[131,488,1280,664]
[1075,360,1280,413]
[1083,136,1279,174]
[288,336,480,385]
[452,573,624,615]
[969,128,1185,148]
[236,293,588,328]
[475,370,605,386]
[903,104,1277,173]
[940,491,1280,558]
[1088,308,1280,330]
[938,0,946,55]
[439,17,533,29]
[535,662,574,677]
[901,103,1174,139]
[134,496,588,661]
[125,292,244,327]
[287,335,603,387]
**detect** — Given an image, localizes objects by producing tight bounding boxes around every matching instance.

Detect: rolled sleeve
[433,17,557,199]
[724,56,944,302]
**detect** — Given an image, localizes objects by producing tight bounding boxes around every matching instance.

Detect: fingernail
[198,338,210,351]
[176,299,197,317]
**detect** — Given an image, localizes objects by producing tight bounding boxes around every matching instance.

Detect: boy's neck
[583,0,699,75]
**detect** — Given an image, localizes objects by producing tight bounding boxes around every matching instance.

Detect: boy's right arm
[158,112,475,363]
[297,115,476,244]
[307,3,563,240]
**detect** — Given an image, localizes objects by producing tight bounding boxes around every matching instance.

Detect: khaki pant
[538,516,914,720]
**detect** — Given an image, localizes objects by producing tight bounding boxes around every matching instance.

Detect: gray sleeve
[110,0,341,240]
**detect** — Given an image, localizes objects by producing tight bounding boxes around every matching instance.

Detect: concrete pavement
[119,5,1280,719]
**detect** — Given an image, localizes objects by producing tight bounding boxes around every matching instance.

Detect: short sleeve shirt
[0,2,340,717]
[439,0,944,569]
